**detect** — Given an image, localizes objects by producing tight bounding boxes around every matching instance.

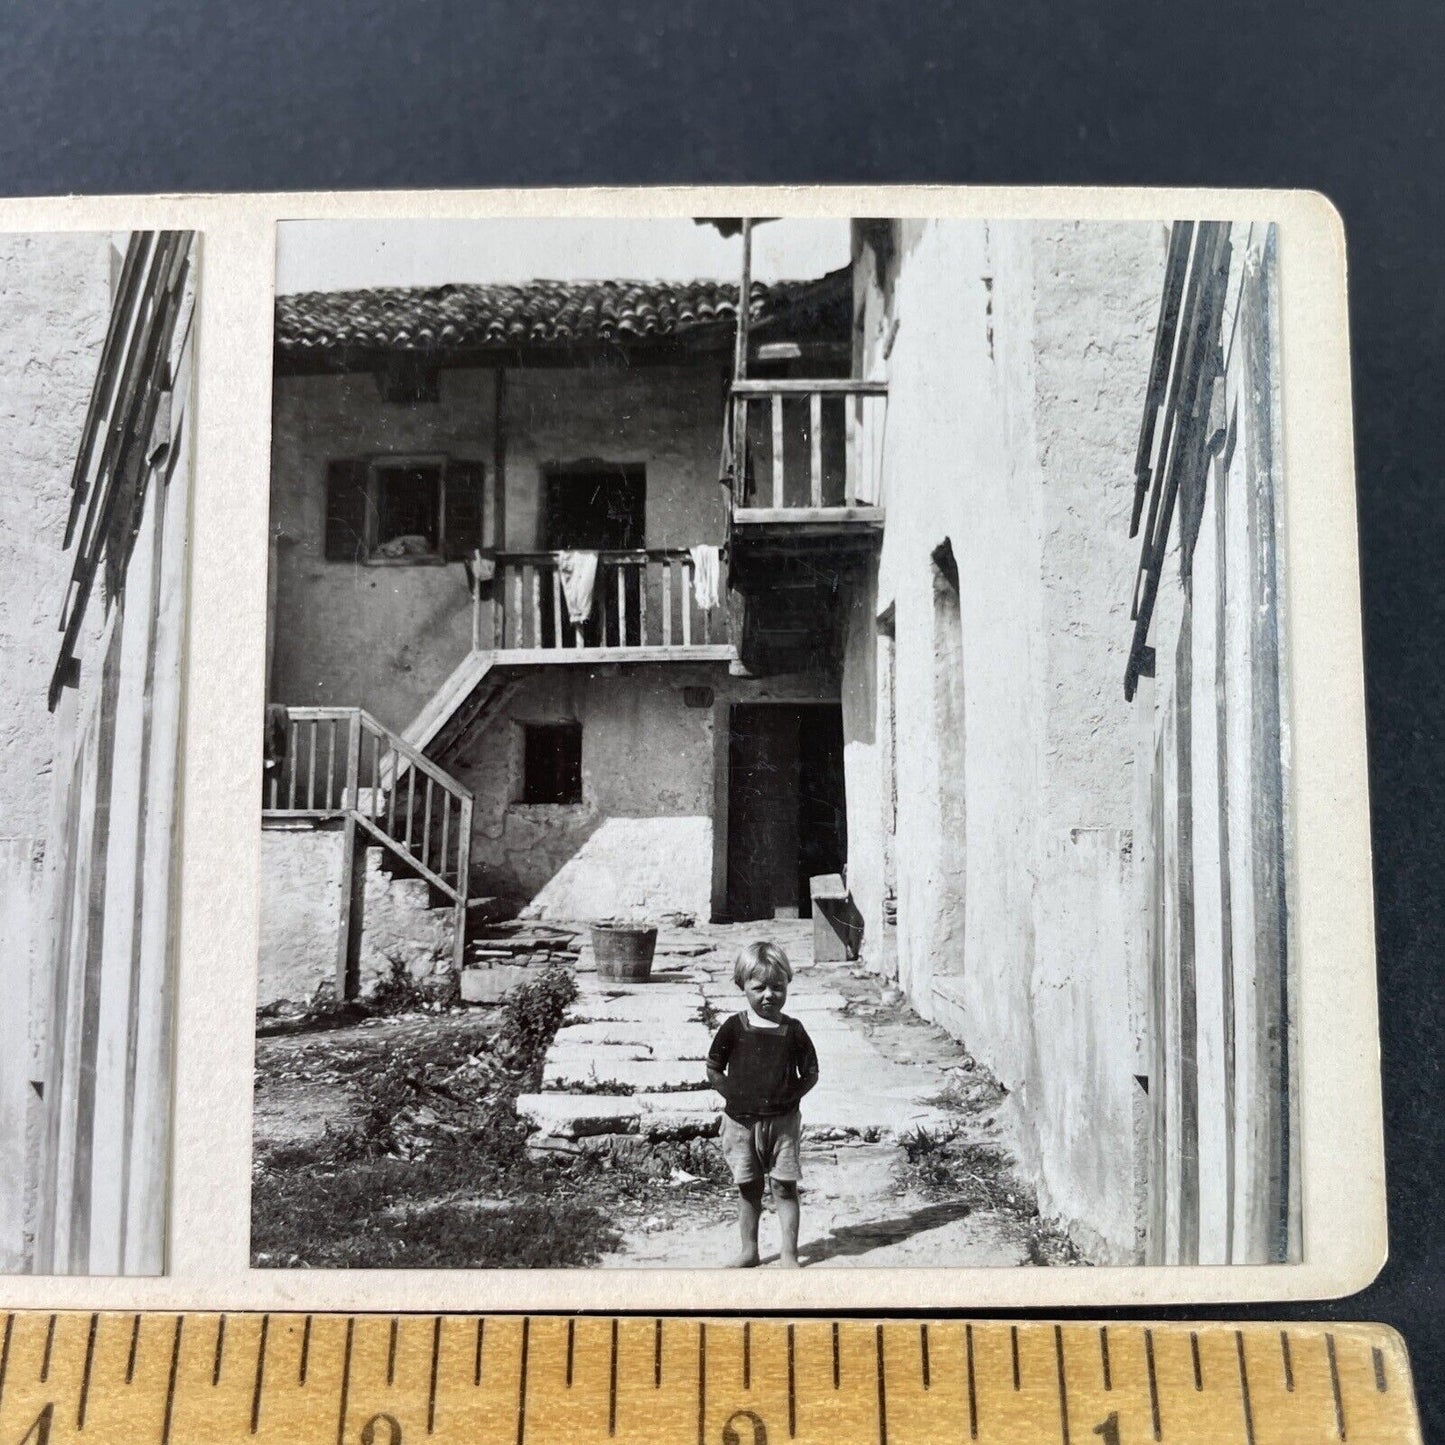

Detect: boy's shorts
[719,1107,802,1185]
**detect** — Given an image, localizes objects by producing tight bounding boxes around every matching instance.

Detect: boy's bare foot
[778,1254,802,1268]
[729,1250,761,1268]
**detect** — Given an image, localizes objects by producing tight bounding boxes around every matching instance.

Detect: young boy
[705,942,819,1267]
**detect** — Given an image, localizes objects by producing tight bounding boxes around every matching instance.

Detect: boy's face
[742,970,787,1021]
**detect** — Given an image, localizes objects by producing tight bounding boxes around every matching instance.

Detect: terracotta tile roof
[274,270,849,360]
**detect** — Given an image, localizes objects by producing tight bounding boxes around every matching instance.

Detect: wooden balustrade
[263,706,472,906]
[727,378,888,512]
[481,548,727,657]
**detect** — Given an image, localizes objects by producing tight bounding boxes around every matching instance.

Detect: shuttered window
[322,457,485,562]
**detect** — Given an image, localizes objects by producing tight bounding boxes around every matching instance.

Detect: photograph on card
[250,217,1296,1271]
[1,230,196,1276]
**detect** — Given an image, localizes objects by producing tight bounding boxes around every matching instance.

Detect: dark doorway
[541,465,645,647]
[726,703,847,921]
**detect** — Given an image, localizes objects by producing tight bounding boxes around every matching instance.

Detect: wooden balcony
[478,548,733,665]
[725,379,886,597]
[727,378,887,531]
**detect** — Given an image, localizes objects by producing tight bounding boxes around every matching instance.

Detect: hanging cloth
[554,551,599,624]
[689,544,722,612]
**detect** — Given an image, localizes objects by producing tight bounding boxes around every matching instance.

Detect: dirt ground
[252,957,1083,1269]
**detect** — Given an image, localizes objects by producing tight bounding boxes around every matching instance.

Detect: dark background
[1,0,1438,1434]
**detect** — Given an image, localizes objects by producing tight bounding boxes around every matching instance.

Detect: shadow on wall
[518,813,714,921]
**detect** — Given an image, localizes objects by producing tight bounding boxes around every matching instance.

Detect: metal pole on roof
[733,218,753,382]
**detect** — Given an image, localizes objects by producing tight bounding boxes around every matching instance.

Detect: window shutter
[324,459,370,561]
[444,460,485,560]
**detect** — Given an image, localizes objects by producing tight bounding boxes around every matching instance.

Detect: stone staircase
[459,919,583,1003]
[516,920,959,1153]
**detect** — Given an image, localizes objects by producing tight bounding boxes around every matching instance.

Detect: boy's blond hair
[733,940,793,990]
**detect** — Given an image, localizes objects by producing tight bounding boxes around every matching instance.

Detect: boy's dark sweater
[706,1012,819,1122]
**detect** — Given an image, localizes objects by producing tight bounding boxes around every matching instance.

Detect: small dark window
[323,456,484,562]
[523,722,582,805]
[375,460,443,552]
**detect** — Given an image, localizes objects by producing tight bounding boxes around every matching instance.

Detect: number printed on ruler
[0,1315,1422,1445]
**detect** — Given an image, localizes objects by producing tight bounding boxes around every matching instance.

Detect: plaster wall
[0,234,110,1270]
[257,824,346,1010]
[356,848,455,988]
[843,219,1163,1260]
[447,664,836,921]
[268,362,727,735]
[0,233,111,837]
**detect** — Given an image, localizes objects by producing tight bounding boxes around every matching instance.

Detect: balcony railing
[263,705,472,905]
[727,378,888,514]
[478,548,731,660]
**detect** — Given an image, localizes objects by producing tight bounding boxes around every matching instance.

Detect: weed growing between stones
[892,1127,1087,1263]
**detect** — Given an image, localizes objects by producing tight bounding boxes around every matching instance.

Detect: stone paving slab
[549,1031,711,1066]
[555,1021,712,1052]
[516,1093,640,1138]
[565,996,704,1025]
[542,1056,712,1092]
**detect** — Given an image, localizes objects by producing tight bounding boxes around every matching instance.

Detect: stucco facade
[268,362,729,734]
[840,220,1166,1262]
[264,346,841,979]
[0,234,111,1272]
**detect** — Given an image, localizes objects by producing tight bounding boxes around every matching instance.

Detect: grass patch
[251,966,628,1268]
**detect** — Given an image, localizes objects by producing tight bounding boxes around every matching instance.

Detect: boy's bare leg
[731,1180,764,1267]
[773,1180,801,1266]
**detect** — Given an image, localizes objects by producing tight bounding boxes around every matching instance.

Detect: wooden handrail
[484,548,726,652]
[487,547,711,565]
[263,702,473,993]
[730,378,889,397]
[726,377,889,510]
[356,708,472,805]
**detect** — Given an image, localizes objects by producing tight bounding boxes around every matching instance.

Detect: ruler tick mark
[127,1314,140,1384]
[566,1318,575,1386]
[743,1320,751,1388]
[1144,1329,1161,1441]
[1011,1326,1021,1391]
[966,1324,978,1440]
[697,1322,707,1445]
[654,1318,662,1388]
[1191,1331,1203,1390]
[876,1324,888,1445]
[1280,1331,1294,1391]
[1373,1346,1388,1392]
[161,1315,184,1445]
[1236,1331,1255,1445]
[517,1317,530,1445]
[336,1317,354,1445]
[299,1315,313,1386]
[920,1323,930,1390]
[1099,1326,1112,1390]
[213,1315,227,1386]
[832,1321,840,1390]
[387,1317,398,1385]
[250,1315,270,1434]
[40,1313,56,1382]
[788,1324,797,1437]
[1055,1326,1071,1445]
[475,1318,485,1387]
[1326,1334,1346,1440]
[428,1316,442,1435]
[609,1319,619,1435]
[0,1312,13,1408]
[77,1313,98,1430]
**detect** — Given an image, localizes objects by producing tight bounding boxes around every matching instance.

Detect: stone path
[517,920,1038,1268]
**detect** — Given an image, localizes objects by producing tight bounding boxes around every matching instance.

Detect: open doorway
[726,702,846,921]
[540,464,645,646]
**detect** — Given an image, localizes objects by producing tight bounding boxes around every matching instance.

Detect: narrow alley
[517,921,1072,1268]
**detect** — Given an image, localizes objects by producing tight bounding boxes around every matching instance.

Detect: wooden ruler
[0,1315,1421,1445]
